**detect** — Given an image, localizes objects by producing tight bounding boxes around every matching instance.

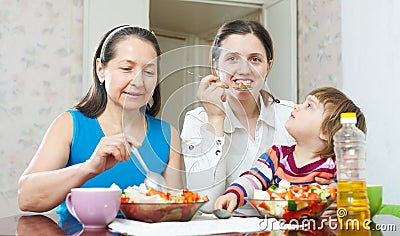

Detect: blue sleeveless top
[56,110,171,223]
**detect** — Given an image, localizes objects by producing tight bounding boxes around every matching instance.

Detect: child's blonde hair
[308,87,366,158]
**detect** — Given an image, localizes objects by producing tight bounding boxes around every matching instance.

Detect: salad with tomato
[118,183,208,204]
[249,180,336,219]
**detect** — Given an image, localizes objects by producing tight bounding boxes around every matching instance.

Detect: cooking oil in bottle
[334,112,370,235]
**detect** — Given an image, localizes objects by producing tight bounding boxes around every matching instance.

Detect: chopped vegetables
[120,193,130,203]
[257,181,336,202]
[145,188,208,203]
[269,184,277,190]
[120,184,208,204]
[250,180,337,219]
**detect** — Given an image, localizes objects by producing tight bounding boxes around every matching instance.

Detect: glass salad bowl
[120,201,207,223]
[117,184,209,223]
[247,183,337,220]
[247,198,336,220]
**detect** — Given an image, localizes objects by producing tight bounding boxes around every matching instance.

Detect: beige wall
[298,0,400,205]
[297,0,342,101]
[0,0,149,217]
[0,0,83,217]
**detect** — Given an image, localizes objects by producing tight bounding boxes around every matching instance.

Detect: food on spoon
[238,81,251,89]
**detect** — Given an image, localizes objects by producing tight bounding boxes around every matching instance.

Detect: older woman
[18,26,183,217]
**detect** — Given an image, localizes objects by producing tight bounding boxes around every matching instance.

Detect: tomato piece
[146,188,170,200]
[121,197,131,203]
[329,188,337,198]
[301,184,311,192]
[283,209,310,220]
[259,201,270,211]
[308,192,321,201]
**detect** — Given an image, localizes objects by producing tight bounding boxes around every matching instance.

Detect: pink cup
[66,187,121,228]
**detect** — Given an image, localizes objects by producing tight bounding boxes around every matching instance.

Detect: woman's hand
[196,75,229,119]
[83,133,138,176]
[196,75,229,136]
[214,193,238,213]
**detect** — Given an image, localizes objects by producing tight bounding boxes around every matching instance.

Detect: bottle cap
[340,112,357,124]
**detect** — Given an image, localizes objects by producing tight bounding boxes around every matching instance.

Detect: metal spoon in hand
[130,144,167,193]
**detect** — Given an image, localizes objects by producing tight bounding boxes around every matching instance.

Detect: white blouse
[181,96,295,213]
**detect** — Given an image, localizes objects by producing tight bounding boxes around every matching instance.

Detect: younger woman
[181,20,295,213]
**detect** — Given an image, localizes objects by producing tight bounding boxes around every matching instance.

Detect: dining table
[0,211,399,236]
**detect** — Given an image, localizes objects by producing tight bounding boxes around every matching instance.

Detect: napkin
[108,214,301,235]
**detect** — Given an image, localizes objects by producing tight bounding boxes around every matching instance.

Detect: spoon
[187,71,253,91]
[130,145,168,193]
[213,209,232,219]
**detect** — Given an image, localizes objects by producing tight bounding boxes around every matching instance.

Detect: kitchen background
[1,0,399,217]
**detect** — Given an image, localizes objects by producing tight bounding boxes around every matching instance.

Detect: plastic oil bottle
[334,112,370,235]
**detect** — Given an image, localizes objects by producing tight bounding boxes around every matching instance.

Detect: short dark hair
[74,25,162,117]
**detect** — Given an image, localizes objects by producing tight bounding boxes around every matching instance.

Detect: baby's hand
[315,177,337,188]
[214,193,238,213]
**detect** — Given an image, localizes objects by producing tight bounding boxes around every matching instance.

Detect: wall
[0,0,84,216]
[154,32,190,131]
[82,0,149,92]
[297,0,342,101]
[264,0,297,102]
[342,0,400,204]
[298,0,400,205]
[0,0,149,217]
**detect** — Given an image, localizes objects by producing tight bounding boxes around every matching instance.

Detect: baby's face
[285,95,326,141]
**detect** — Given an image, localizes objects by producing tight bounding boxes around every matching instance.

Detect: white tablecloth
[108,214,301,235]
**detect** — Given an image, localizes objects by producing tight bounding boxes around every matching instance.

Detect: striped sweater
[224,145,337,208]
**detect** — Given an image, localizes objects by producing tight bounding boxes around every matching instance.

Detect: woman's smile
[123,90,144,98]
